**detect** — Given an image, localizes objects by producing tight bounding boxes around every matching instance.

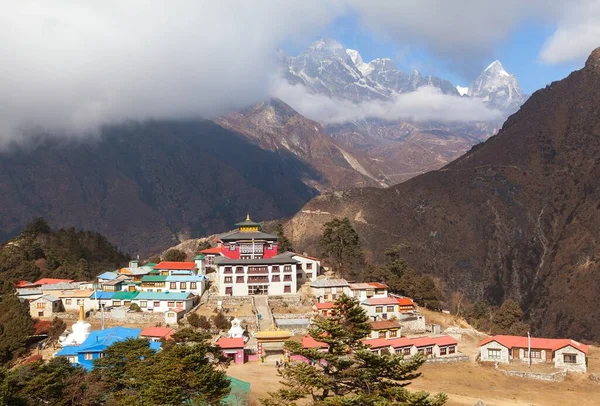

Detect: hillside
[285,48,600,341]
[0,219,129,292]
[0,120,319,255]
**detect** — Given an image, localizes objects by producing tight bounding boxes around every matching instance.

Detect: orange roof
[479,335,589,354]
[154,261,196,270]
[33,278,74,285]
[369,320,401,330]
[368,282,389,289]
[302,335,328,349]
[140,327,175,340]
[314,302,336,309]
[216,337,245,349]
[200,247,222,255]
[364,335,457,349]
[397,297,415,306]
[15,280,34,287]
[410,336,456,348]
[362,337,395,349]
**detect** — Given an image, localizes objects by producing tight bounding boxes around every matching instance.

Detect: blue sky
[284,13,587,95]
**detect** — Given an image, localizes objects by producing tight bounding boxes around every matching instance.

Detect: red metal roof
[368,282,389,289]
[33,278,74,285]
[479,335,589,354]
[363,335,458,349]
[314,302,336,309]
[140,327,175,340]
[200,247,222,254]
[302,335,328,349]
[154,261,196,270]
[397,297,415,306]
[216,337,245,349]
[15,280,34,287]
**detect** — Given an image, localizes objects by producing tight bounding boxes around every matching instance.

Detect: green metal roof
[194,254,205,260]
[111,291,139,300]
[141,275,167,282]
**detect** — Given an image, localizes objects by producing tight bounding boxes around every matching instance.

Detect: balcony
[247,276,269,284]
[247,267,268,275]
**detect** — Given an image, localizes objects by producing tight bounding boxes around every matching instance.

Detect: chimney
[129,259,139,269]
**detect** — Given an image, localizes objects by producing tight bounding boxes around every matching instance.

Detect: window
[426,347,433,355]
[306,273,312,279]
[77,299,84,305]
[272,275,280,282]
[389,330,397,338]
[378,331,386,338]
[524,350,541,358]
[387,306,395,312]
[284,275,292,281]
[124,301,131,306]
[229,243,235,251]
[366,289,374,297]
[236,267,244,274]
[112,300,121,306]
[487,349,501,359]
[563,354,577,364]
[323,294,328,301]
[284,265,292,272]
[375,306,383,313]
[325,288,332,294]
[140,301,147,308]
[38,311,44,317]
[296,264,302,271]
[224,276,233,283]
[440,347,447,355]
[307,263,313,269]
[168,301,175,307]
[296,272,302,279]
[176,301,183,306]
[190,282,197,289]
[225,287,233,295]
[153,301,160,307]
[272,266,279,272]
[403,347,411,355]
[332,294,337,300]
[284,285,291,293]
[36,302,46,309]
[65,299,72,305]
[381,313,388,320]
[267,242,273,250]
[449,346,455,354]
[236,276,244,283]
[170,282,177,289]
[180,282,187,289]
[84,353,93,361]
[224,267,233,274]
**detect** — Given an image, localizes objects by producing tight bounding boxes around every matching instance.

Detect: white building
[349,282,388,301]
[290,252,321,288]
[479,335,589,372]
[310,279,351,302]
[360,296,415,321]
[58,290,95,312]
[131,292,196,313]
[364,336,458,358]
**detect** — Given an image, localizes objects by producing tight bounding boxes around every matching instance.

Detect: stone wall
[88,310,165,324]
[425,355,469,364]
[498,369,566,382]
[398,316,426,333]
[272,313,313,320]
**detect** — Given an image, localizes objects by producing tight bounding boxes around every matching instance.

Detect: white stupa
[228,316,247,342]
[59,303,92,346]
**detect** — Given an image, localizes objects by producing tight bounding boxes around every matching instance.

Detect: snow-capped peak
[456,86,469,96]
[308,38,344,52]
[346,49,363,66]
[484,60,510,77]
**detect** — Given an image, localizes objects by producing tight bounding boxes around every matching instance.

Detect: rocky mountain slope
[285,48,600,341]
[279,39,527,183]
[0,120,319,255]
[215,98,385,190]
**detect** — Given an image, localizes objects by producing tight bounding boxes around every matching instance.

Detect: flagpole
[527,331,531,368]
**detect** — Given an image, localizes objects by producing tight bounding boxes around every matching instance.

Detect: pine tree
[0,295,35,366]
[275,223,293,253]
[163,249,187,262]
[47,317,67,343]
[319,218,364,279]
[262,294,447,406]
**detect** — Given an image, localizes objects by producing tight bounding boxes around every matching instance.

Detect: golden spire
[78,302,85,322]
[246,212,251,221]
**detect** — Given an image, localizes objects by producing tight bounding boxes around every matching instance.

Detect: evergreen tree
[275,223,293,253]
[492,299,529,335]
[188,314,211,331]
[48,316,67,343]
[164,249,187,262]
[0,295,35,366]
[319,218,364,279]
[213,312,231,331]
[197,240,212,251]
[263,294,446,406]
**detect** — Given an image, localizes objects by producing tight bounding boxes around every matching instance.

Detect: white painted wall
[479,341,510,363]
[361,304,404,321]
[554,346,587,372]
[217,264,298,296]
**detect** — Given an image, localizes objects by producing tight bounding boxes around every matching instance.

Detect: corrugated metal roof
[219,231,278,241]
[154,262,196,270]
[135,292,194,301]
[41,282,77,290]
[89,291,115,299]
[310,279,350,288]
[164,275,207,282]
[111,291,139,300]
[141,275,167,282]
[97,271,117,280]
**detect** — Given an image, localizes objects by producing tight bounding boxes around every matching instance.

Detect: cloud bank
[0,1,598,146]
[272,80,503,124]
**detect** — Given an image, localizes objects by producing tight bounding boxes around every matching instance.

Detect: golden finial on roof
[246,212,251,221]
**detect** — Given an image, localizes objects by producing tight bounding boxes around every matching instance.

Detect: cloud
[0,0,344,146]
[540,0,600,64]
[272,80,503,124]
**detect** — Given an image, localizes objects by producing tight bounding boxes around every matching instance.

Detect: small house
[369,320,402,339]
[216,337,246,364]
[140,327,175,342]
[30,295,62,319]
[310,279,351,302]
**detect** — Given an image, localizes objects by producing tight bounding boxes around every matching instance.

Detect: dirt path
[253,296,273,331]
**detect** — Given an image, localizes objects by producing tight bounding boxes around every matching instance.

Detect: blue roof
[89,291,115,300]
[55,345,80,357]
[78,327,142,352]
[149,342,162,352]
[135,292,194,301]
[165,275,207,282]
[97,271,118,280]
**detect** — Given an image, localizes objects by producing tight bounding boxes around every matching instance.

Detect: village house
[291,252,321,286]
[154,260,205,276]
[58,290,95,312]
[117,260,155,281]
[110,291,138,308]
[310,279,351,302]
[165,275,206,296]
[312,302,336,318]
[360,296,415,321]
[199,247,222,270]
[30,295,62,318]
[98,274,130,292]
[364,335,458,358]
[349,282,388,301]
[216,337,247,364]
[139,275,167,292]
[479,335,589,372]
[40,281,78,294]
[132,291,196,312]
[368,320,402,339]
[165,308,185,325]
[89,291,114,309]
